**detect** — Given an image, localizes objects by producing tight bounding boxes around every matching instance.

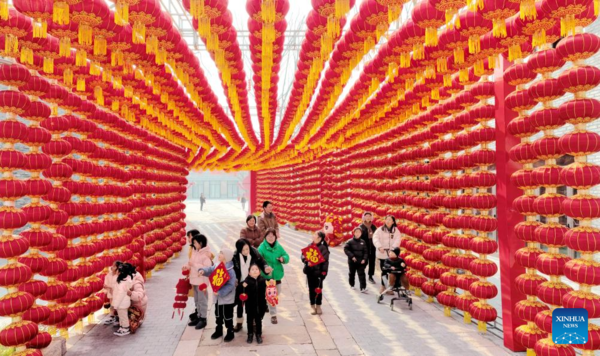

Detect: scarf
[239,253,252,281]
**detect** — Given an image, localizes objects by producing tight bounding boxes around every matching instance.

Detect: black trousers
[246,312,265,335]
[367,239,376,277]
[379,259,388,286]
[236,297,244,319]
[307,275,323,305]
[348,262,366,289]
[215,302,234,330]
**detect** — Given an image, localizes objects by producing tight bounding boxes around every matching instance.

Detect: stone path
[66,200,518,356]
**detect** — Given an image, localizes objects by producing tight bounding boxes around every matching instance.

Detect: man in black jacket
[344,227,368,292]
[358,212,377,284]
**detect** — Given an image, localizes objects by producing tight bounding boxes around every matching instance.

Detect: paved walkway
[66,200,517,356]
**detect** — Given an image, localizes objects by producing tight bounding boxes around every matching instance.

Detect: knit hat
[390,247,401,257]
[221,248,234,263]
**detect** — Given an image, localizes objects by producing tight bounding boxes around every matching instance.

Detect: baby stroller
[376,257,412,311]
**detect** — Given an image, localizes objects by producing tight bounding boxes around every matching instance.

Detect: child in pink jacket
[112,266,133,336]
[183,234,212,330]
[103,261,122,325]
[130,271,148,314]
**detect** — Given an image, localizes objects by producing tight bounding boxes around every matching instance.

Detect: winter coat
[359,223,377,250]
[240,226,263,248]
[258,212,279,236]
[373,226,402,260]
[242,275,267,317]
[199,261,237,305]
[344,238,368,264]
[188,246,213,286]
[232,247,269,282]
[383,257,407,274]
[301,243,330,278]
[257,240,289,281]
[103,269,118,299]
[112,276,133,310]
[130,272,148,313]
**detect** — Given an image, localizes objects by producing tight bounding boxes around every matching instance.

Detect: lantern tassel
[437,57,448,73]
[445,9,458,28]
[53,1,70,25]
[77,78,86,91]
[425,27,438,46]
[454,47,464,64]
[478,321,487,333]
[526,349,536,356]
[76,50,87,67]
[59,37,71,57]
[560,14,576,37]
[474,59,484,76]
[468,35,481,54]
[460,68,469,82]
[115,0,129,25]
[596,0,599,16]
[444,74,452,87]
[20,47,33,65]
[5,34,18,55]
[334,0,350,19]
[492,19,507,38]
[508,44,522,62]
[63,68,73,86]
[43,57,54,74]
[413,44,424,60]
[94,86,104,105]
[0,0,7,21]
[532,29,547,47]
[94,36,107,56]
[464,312,472,324]
[133,21,146,44]
[520,0,537,20]
[444,306,452,317]
[33,19,48,38]
[78,24,93,46]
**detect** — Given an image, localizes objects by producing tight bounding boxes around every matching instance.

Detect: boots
[194,317,207,330]
[233,318,243,332]
[310,305,317,315]
[188,317,200,327]
[315,305,322,315]
[210,327,223,340]
[188,309,198,323]
[256,334,263,344]
[247,333,253,344]
[224,328,235,342]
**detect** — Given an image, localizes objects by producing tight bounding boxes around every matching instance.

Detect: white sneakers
[103,316,116,325]
[114,327,130,336]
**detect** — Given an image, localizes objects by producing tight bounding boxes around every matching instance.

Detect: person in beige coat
[373,215,402,294]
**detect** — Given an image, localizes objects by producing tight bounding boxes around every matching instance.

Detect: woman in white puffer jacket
[372,215,402,294]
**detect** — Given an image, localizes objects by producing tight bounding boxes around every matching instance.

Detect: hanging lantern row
[6,0,246,155]
[271,0,355,151]
[183,0,259,151]
[0,51,189,348]
[246,0,289,150]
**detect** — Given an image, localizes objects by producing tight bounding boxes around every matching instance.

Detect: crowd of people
[98,199,405,341]
[182,200,405,345]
